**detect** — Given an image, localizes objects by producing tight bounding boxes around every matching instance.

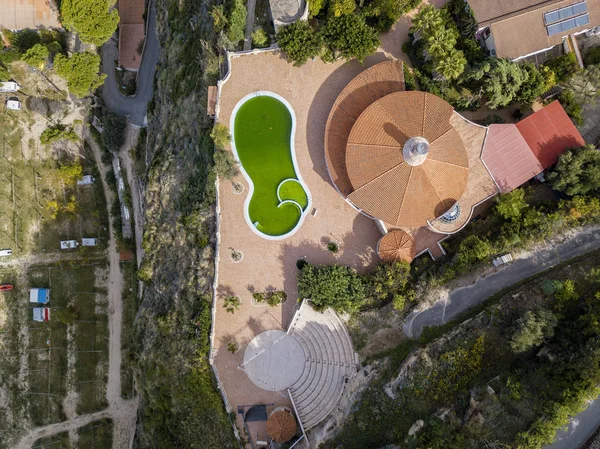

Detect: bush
[298,264,365,313]
[252,290,287,306]
[545,52,580,82]
[327,242,339,253]
[223,296,241,313]
[22,44,49,69]
[403,64,417,90]
[213,150,239,179]
[558,89,583,126]
[548,145,600,196]
[40,125,79,145]
[251,28,269,48]
[510,308,558,353]
[364,0,421,32]
[4,28,40,53]
[456,235,492,271]
[101,112,126,153]
[276,21,323,67]
[210,123,231,149]
[494,188,527,221]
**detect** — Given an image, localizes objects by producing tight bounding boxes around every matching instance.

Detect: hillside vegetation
[132,0,236,447]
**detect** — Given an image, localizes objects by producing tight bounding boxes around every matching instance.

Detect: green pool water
[233,95,309,237]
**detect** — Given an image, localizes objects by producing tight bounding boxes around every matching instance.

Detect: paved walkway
[243,0,257,51]
[404,225,600,338]
[546,397,600,449]
[101,0,160,126]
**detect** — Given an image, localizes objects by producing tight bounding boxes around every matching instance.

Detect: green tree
[495,188,527,221]
[101,112,126,153]
[322,14,380,63]
[210,123,231,149]
[0,65,9,81]
[57,163,83,185]
[276,21,323,67]
[363,0,421,32]
[434,48,466,80]
[410,5,444,39]
[60,0,119,46]
[367,261,411,303]
[22,44,49,69]
[54,52,106,97]
[213,150,239,179]
[456,235,492,270]
[480,59,530,109]
[40,125,79,145]
[548,145,600,196]
[510,308,558,353]
[227,0,247,45]
[4,28,40,53]
[298,264,365,313]
[566,65,600,106]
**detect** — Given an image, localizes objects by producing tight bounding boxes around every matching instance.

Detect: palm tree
[435,49,467,81]
[410,5,443,40]
[426,28,456,58]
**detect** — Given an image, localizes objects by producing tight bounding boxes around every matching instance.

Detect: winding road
[404,226,600,338]
[101,0,160,126]
[402,225,600,449]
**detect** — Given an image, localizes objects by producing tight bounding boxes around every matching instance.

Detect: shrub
[40,125,79,145]
[494,188,527,221]
[101,112,126,153]
[586,47,600,66]
[403,64,417,90]
[545,52,580,82]
[456,235,492,271]
[252,290,287,306]
[4,28,40,53]
[327,242,339,253]
[558,89,583,125]
[223,296,241,313]
[213,150,239,179]
[22,44,49,69]
[251,27,269,48]
[276,21,323,67]
[548,145,600,196]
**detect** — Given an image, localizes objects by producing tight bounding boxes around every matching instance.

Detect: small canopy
[377,230,416,263]
[266,410,297,443]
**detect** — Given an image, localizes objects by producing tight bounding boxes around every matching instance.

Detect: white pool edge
[229,91,313,241]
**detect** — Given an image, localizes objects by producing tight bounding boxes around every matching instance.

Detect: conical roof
[266,410,297,443]
[377,230,416,262]
[345,91,469,228]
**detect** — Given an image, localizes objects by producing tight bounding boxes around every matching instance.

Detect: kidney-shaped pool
[230,92,311,239]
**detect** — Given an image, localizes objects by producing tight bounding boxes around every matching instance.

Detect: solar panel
[547,13,590,35]
[544,1,587,24]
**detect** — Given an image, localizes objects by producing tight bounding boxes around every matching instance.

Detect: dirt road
[13,130,139,449]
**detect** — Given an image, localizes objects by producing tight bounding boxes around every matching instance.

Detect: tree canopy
[510,308,558,353]
[276,21,323,67]
[22,44,49,70]
[298,264,365,313]
[54,52,106,97]
[322,14,380,63]
[60,0,119,46]
[548,145,600,196]
[494,188,527,221]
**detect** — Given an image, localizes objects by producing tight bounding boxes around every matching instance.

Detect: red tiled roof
[516,100,586,169]
[118,24,144,70]
[482,124,543,193]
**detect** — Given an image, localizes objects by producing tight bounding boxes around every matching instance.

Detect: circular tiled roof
[267,410,297,443]
[344,91,469,227]
[377,230,416,262]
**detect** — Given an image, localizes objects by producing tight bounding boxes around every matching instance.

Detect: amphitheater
[241,301,358,430]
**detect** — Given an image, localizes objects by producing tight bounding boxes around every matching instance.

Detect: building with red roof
[482,101,585,193]
[118,0,145,71]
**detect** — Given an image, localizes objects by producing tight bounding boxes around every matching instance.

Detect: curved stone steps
[300,375,346,429]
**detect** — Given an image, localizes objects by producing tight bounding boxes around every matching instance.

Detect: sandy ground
[14,130,139,449]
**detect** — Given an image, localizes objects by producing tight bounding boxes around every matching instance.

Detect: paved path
[243,0,257,50]
[403,226,600,338]
[101,0,160,126]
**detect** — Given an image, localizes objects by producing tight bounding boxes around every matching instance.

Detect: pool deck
[215,50,388,433]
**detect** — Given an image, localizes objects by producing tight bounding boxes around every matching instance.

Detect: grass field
[0,262,108,446]
[0,108,109,256]
[32,432,71,448]
[77,419,113,449]
[233,95,308,236]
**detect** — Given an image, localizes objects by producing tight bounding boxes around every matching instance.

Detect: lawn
[77,419,113,449]
[232,94,310,237]
[32,432,71,448]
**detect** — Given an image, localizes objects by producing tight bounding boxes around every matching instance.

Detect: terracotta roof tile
[344,91,469,228]
[377,230,416,262]
[516,100,586,168]
[325,60,405,196]
[482,124,543,193]
[468,0,563,25]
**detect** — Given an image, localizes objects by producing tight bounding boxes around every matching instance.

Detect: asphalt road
[403,226,600,338]
[101,0,159,126]
[402,226,600,449]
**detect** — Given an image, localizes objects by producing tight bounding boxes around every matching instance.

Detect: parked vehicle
[0,249,12,257]
[493,253,514,267]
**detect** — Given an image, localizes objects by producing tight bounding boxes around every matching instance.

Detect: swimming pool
[230,92,311,239]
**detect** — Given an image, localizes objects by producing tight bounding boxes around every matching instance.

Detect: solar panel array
[544,1,589,36]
